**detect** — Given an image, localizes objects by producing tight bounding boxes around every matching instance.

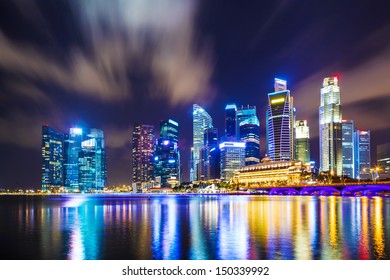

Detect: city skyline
[0,0,389,188]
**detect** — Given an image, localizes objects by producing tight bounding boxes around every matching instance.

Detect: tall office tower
[266,78,295,161]
[294,120,310,164]
[160,119,179,143]
[225,104,237,139]
[377,143,390,179]
[342,120,355,178]
[78,129,107,192]
[201,127,219,180]
[154,119,180,187]
[236,105,260,165]
[319,76,343,176]
[64,127,83,191]
[236,105,257,139]
[219,142,245,180]
[189,147,195,182]
[240,116,260,165]
[193,104,213,181]
[41,125,64,191]
[354,130,371,180]
[132,124,155,184]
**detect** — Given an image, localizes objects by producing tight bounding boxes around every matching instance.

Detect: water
[0,194,389,260]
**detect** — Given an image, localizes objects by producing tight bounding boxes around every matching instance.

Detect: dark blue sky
[0,0,389,188]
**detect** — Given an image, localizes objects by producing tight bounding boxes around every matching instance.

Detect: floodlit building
[233,158,311,187]
[64,127,83,191]
[132,124,155,184]
[41,125,64,191]
[342,120,355,178]
[354,130,371,180]
[225,104,237,139]
[266,78,295,161]
[78,129,107,192]
[295,120,310,164]
[154,119,180,187]
[220,142,245,180]
[319,76,343,176]
[192,104,213,181]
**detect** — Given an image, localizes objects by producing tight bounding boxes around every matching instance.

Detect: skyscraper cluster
[131,119,181,190]
[192,76,378,183]
[41,126,107,192]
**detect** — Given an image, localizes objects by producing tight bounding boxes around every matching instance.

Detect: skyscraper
[319,76,343,176]
[342,120,355,178]
[154,119,180,187]
[160,119,179,143]
[225,104,237,139]
[236,105,260,165]
[41,125,64,191]
[132,124,155,184]
[236,105,257,139]
[193,104,213,181]
[78,129,107,192]
[377,143,390,179]
[354,130,371,180]
[266,78,294,161]
[64,127,83,191]
[294,120,310,164]
[219,142,245,180]
[202,127,219,180]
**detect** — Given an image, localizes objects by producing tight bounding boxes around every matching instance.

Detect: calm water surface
[0,194,389,260]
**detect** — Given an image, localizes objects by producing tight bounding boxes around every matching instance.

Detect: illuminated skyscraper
[154,119,180,187]
[160,119,179,143]
[78,129,107,192]
[193,104,213,181]
[41,125,64,191]
[220,142,245,180]
[294,120,310,164]
[377,143,390,179]
[266,78,295,161]
[132,124,155,184]
[342,120,355,178]
[225,104,237,139]
[319,76,343,176]
[201,127,219,180]
[64,127,83,191]
[354,130,370,180]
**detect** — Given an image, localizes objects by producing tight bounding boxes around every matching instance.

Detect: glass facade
[295,120,310,164]
[219,142,245,180]
[64,127,83,191]
[200,128,219,180]
[354,130,370,180]
[266,79,294,161]
[237,105,260,165]
[154,119,180,187]
[41,125,64,191]
[193,104,213,181]
[132,124,155,183]
[319,76,343,176]
[225,104,237,139]
[342,120,354,178]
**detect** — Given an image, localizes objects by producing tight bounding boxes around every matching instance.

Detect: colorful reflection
[1,194,389,259]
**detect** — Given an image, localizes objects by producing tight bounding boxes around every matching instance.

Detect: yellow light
[271,98,285,104]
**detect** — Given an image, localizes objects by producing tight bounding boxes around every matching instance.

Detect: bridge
[250,184,390,197]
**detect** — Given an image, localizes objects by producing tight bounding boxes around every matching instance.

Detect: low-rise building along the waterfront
[233,157,311,187]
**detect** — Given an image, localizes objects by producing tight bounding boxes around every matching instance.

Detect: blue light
[154,156,159,161]
[163,140,170,145]
[168,159,175,163]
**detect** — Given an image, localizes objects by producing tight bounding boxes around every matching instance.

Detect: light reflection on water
[0,195,389,260]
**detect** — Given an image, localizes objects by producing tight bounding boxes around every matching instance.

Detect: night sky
[0,0,389,188]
